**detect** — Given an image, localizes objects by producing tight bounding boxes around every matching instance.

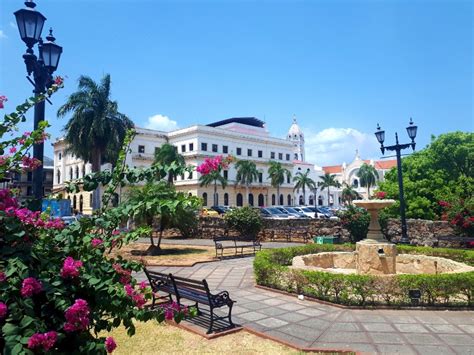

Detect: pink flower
[91,238,103,247]
[113,263,131,285]
[165,308,174,320]
[0,95,7,109]
[23,131,31,137]
[21,277,42,298]
[21,156,42,171]
[64,299,90,332]
[138,281,148,290]
[54,76,64,86]
[0,272,6,282]
[60,257,83,279]
[0,302,8,318]
[9,147,17,154]
[18,138,26,145]
[105,337,117,353]
[132,293,146,308]
[0,155,9,166]
[124,284,134,296]
[27,331,57,351]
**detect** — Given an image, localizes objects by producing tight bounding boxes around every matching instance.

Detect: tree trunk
[327,187,330,206]
[214,180,217,206]
[245,185,249,206]
[91,149,102,211]
[276,185,280,206]
[147,216,162,256]
[367,184,370,198]
[302,187,306,206]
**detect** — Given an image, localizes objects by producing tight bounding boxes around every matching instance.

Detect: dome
[287,115,303,139]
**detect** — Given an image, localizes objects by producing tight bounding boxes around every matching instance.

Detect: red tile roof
[322,159,397,174]
[322,165,343,174]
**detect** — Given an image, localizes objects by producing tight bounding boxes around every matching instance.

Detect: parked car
[260,207,289,219]
[280,206,310,219]
[201,208,219,217]
[274,206,301,219]
[211,205,230,215]
[318,206,340,220]
[305,206,329,219]
[291,206,318,219]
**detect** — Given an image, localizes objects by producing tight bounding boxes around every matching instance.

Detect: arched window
[248,193,254,206]
[57,170,61,184]
[79,195,83,213]
[73,195,77,211]
[287,194,292,206]
[202,192,208,207]
[258,194,264,207]
[279,194,284,205]
[75,166,79,179]
[271,194,276,205]
[224,193,229,206]
[236,193,243,207]
[318,196,323,206]
[353,179,358,188]
[69,167,73,180]
[299,196,304,205]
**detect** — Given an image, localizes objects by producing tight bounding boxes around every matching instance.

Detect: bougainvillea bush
[0,86,189,354]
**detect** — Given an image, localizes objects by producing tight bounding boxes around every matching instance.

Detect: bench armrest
[210,290,233,307]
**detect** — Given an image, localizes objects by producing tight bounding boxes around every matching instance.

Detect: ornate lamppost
[375,119,418,244]
[14,0,63,209]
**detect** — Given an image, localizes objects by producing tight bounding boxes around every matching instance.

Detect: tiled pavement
[137,256,474,355]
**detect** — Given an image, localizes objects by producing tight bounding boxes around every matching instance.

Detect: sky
[0,0,472,166]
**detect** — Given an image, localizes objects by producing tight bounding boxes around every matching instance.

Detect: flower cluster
[54,76,64,86]
[0,302,7,319]
[0,95,7,109]
[64,299,90,332]
[5,207,64,230]
[60,257,83,279]
[196,155,233,176]
[27,331,57,352]
[438,199,474,236]
[21,156,42,171]
[105,337,117,353]
[124,283,147,308]
[0,272,6,282]
[374,191,387,199]
[0,189,18,211]
[21,277,43,298]
[113,263,132,285]
[160,301,188,321]
[91,238,104,247]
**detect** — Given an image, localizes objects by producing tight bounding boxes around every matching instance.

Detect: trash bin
[314,236,335,244]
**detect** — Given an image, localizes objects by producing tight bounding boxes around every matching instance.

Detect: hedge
[254,244,474,307]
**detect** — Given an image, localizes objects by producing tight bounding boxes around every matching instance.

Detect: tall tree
[268,161,292,206]
[357,163,379,198]
[318,173,340,206]
[154,143,185,184]
[341,183,361,205]
[199,170,227,206]
[235,160,259,206]
[57,74,133,209]
[293,170,316,205]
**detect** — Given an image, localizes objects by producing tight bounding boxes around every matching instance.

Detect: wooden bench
[269,227,311,243]
[213,236,262,259]
[144,269,235,334]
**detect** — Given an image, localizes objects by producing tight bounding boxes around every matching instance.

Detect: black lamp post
[375,119,418,244]
[14,1,62,209]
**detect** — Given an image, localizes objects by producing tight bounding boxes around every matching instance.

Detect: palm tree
[357,163,379,198]
[341,183,361,205]
[154,143,185,184]
[293,170,316,205]
[268,161,292,206]
[199,170,227,206]
[235,160,259,206]
[318,173,341,206]
[57,74,133,210]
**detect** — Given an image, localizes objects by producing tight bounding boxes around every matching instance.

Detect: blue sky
[1,0,472,166]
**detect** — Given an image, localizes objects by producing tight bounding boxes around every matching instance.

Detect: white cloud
[303,127,381,166]
[145,114,179,132]
[10,22,16,29]
[0,30,7,39]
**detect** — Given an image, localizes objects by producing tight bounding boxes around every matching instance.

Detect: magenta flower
[54,76,64,86]
[64,299,90,332]
[21,277,42,298]
[0,302,8,319]
[165,308,174,320]
[105,337,117,353]
[0,272,6,282]
[138,281,148,290]
[60,257,83,279]
[21,156,42,171]
[0,95,7,109]
[124,284,134,297]
[91,238,103,247]
[27,331,57,351]
[9,147,17,154]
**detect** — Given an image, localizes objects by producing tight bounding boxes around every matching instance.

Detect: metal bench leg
[207,308,214,334]
[228,303,234,327]
[195,301,201,316]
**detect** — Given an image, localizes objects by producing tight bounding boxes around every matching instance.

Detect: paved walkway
[137,250,474,354]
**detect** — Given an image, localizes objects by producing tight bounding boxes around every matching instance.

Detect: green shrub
[338,205,370,242]
[224,207,262,238]
[172,204,200,238]
[254,244,474,307]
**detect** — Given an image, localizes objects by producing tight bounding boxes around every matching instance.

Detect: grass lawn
[104,321,342,354]
[111,243,217,266]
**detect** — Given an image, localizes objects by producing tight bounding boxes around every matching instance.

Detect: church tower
[287,115,305,161]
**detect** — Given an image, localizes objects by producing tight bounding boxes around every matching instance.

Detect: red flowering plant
[197,155,234,206]
[0,88,192,353]
[373,190,387,200]
[438,198,474,237]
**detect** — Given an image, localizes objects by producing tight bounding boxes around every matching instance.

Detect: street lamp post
[14,1,62,210]
[375,119,418,244]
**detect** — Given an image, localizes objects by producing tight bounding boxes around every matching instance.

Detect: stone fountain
[291,199,474,276]
[353,199,397,275]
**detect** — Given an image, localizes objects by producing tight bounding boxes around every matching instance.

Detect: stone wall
[197,217,462,247]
